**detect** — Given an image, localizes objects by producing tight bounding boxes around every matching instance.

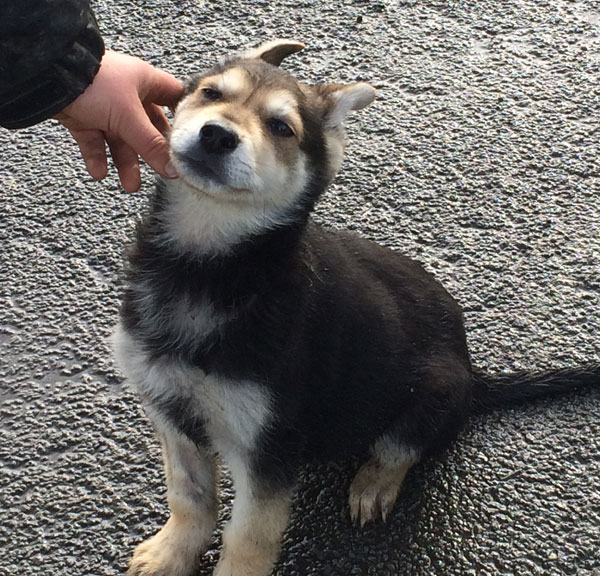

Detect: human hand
[55,50,184,192]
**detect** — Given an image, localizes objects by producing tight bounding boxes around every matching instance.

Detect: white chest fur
[112,323,272,454]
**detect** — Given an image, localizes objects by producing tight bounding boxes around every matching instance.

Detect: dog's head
[169,40,375,218]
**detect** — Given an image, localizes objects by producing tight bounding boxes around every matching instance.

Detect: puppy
[113,40,600,576]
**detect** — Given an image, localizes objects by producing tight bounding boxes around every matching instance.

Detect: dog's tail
[471,363,600,413]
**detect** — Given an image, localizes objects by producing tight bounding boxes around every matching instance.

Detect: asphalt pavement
[1,1,599,575]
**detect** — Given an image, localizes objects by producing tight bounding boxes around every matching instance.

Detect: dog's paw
[348,461,407,526]
[127,517,210,576]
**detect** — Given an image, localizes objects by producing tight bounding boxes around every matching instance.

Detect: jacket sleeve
[0,0,105,129]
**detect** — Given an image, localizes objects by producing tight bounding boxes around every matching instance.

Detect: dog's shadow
[274,456,454,576]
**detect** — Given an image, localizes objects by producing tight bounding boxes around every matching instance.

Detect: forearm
[0,0,105,129]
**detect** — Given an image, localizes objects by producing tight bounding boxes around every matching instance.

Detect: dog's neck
[151,177,306,259]
[126,178,309,323]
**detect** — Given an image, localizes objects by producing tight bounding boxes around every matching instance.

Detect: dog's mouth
[178,153,225,184]
[171,152,251,196]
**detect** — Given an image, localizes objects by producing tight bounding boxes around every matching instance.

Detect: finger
[145,103,171,136]
[69,129,108,180]
[144,68,184,108]
[107,135,142,193]
[119,103,176,179]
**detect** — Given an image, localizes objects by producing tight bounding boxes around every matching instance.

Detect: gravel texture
[1,1,599,575]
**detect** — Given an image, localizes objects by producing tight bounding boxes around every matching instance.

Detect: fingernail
[165,161,178,178]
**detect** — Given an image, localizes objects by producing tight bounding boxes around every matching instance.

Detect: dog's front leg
[214,455,293,576]
[128,418,218,576]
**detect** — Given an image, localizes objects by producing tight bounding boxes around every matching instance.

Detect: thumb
[119,102,176,178]
[144,68,184,108]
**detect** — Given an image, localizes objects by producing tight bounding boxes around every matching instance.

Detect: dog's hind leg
[127,417,218,576]
[349,435,420,526]
[348,351,472,526]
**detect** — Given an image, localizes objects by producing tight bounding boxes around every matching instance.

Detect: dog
[113,40,600,576]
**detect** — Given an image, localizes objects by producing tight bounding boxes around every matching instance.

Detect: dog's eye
[201,88,222,101]
[267,118,294,138]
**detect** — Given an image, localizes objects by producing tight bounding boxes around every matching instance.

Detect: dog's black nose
[200,124,239,154]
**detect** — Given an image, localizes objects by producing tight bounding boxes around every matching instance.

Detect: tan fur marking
[195,67,251,101]
[214,493,291,576]
[349,444,420,526]
[127,425,219,576]
[128,515,205,576]
[219,67,250,96]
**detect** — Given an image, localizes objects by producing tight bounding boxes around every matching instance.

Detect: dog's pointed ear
[244,39,306,66]
[312,83,376,127]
